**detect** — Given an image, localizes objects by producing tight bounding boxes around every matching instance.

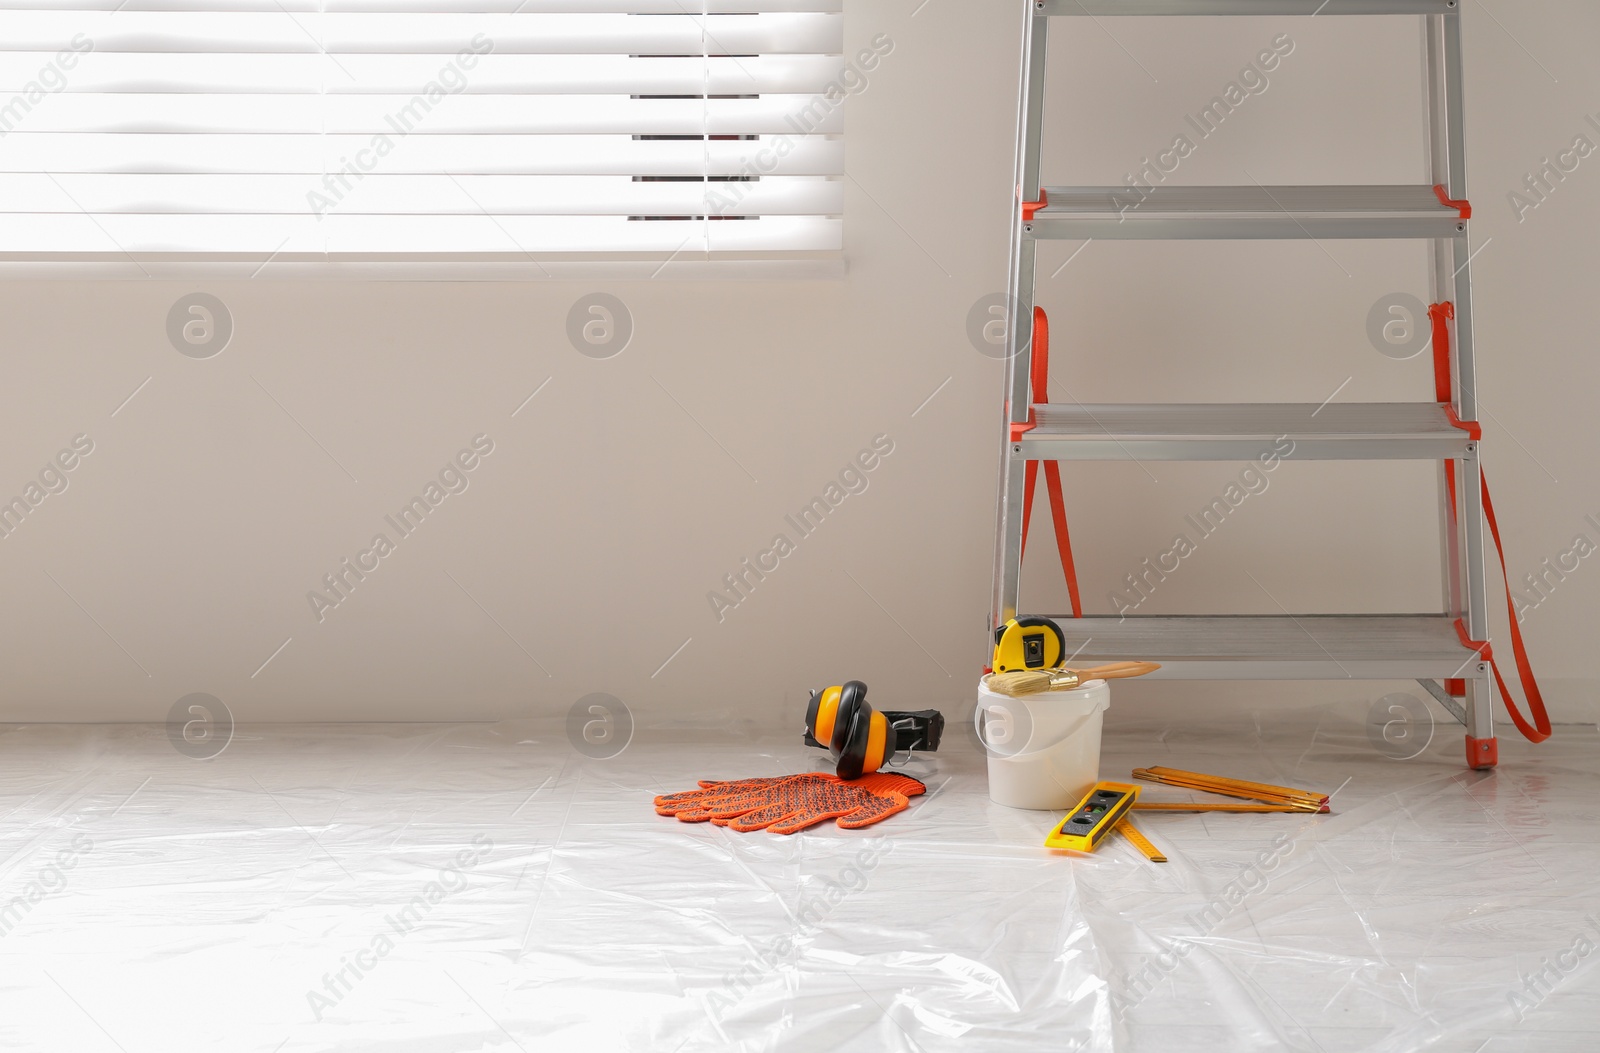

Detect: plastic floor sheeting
[1,712,1597,1053]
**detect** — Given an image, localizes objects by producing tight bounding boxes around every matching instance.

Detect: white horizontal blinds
[0,1,844,257]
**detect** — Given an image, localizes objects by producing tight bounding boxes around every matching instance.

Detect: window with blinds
[0,1,846,269]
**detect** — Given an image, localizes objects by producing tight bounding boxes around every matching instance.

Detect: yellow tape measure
[992,617,1066,674]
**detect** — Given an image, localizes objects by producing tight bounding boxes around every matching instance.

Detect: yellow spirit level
[1044,781,1140,852]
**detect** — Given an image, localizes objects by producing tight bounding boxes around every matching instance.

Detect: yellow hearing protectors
[805,681,891,780]
[804,682,944,779]
[992,616,1067,673]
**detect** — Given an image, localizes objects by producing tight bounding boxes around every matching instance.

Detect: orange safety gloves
[654,772,925,834]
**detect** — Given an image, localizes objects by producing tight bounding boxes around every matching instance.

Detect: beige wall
[1,0,1594,734]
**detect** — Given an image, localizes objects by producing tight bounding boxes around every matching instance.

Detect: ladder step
[1044,615,1478,680]
[1018,403,1473,460]
[1028,185,1466,240]
[1039,0,1451,14]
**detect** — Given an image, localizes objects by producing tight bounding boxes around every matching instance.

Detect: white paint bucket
[977,676,1109,811]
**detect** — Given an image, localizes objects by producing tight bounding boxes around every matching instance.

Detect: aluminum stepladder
[990,0,1521,770]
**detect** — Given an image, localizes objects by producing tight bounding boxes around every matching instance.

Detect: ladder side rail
[1427,9,1496,747]
[993,4,1050,629]
[1422,12,1464,630]
[1005,8,1049,422]
[1439,12,1490,668]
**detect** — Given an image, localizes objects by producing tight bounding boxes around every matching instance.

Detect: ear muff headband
[836,712,869,780]
[831,681,868,757]
[829,681,871,780]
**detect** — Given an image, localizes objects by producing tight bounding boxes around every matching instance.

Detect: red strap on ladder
[1430,301,1550,743]
[1431,302,1466,696]
[1429,301,1455,405]
[1018,307,1083,617]
[1465,476,1553,742]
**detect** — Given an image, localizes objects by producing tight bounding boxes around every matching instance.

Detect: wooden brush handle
[1067,661,1160,680]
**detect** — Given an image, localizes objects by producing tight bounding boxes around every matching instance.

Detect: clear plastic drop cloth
[0,711,1597,1052]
